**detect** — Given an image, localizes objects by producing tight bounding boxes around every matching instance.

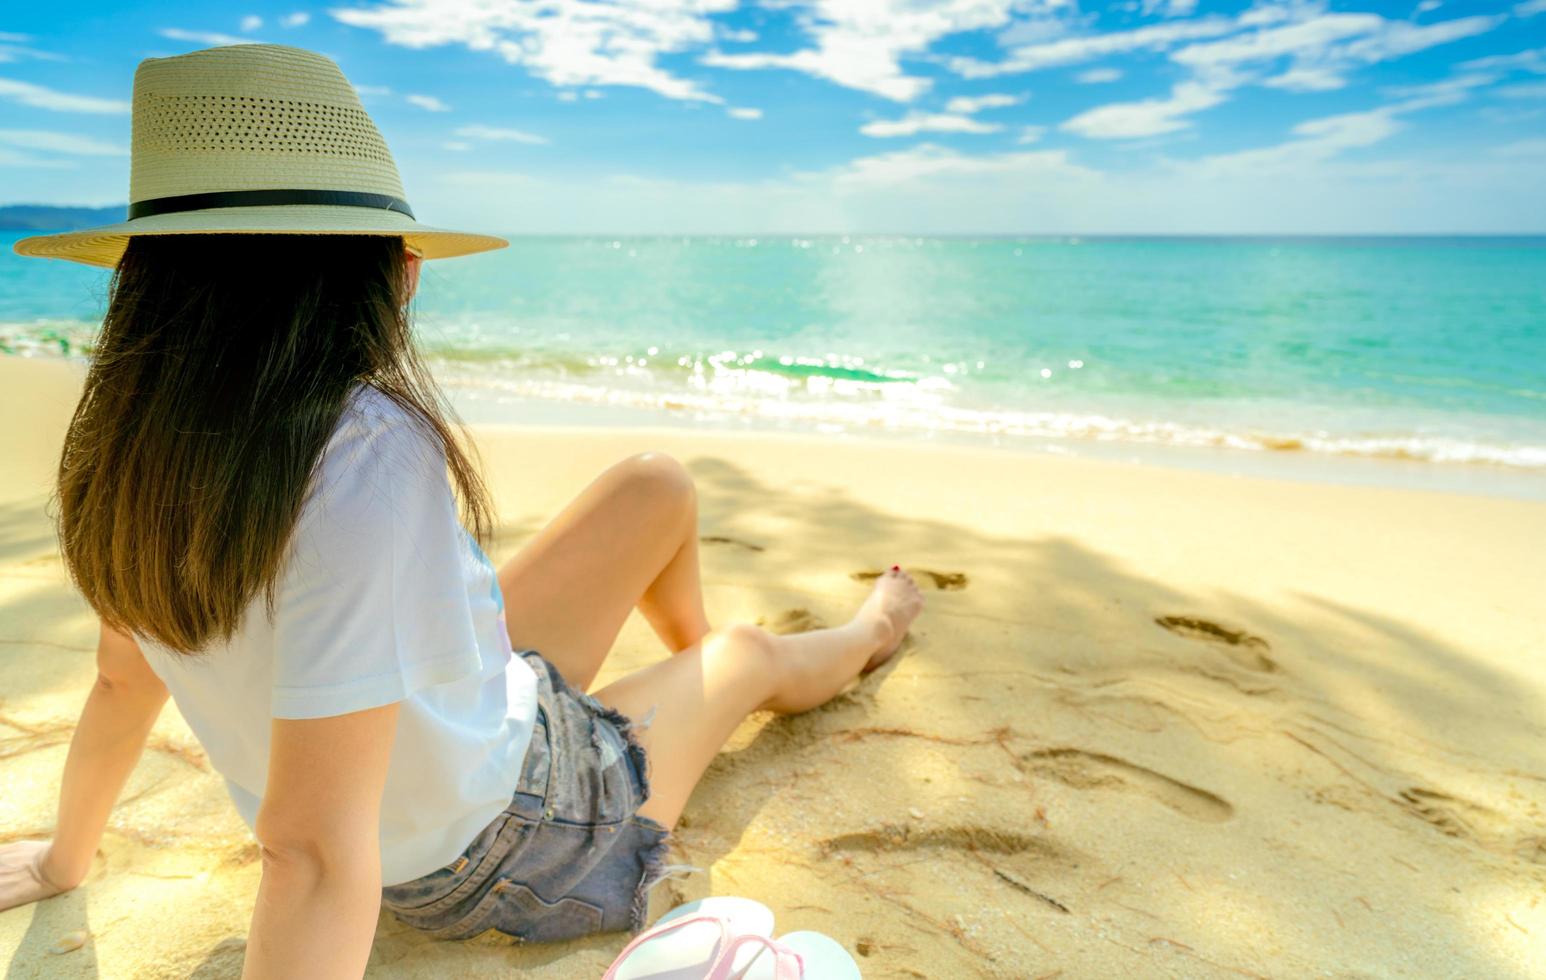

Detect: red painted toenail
[891,564,901,572]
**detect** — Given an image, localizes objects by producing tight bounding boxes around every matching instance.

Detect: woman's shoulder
[332,384,442,456]
[338,382,413,433]
[309,385,448,507]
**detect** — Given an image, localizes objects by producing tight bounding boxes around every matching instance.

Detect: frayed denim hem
[628,818,678,933]
[566,678,693,933]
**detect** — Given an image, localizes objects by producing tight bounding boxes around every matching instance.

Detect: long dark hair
[55,233,493,654]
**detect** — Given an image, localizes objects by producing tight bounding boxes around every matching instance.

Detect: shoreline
[8,351,1545,503]
[447,383,1546,503]
[3,350,1545,978]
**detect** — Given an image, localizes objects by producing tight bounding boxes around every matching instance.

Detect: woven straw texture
[14,44,506,268]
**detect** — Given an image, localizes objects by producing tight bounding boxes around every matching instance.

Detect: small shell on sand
[50,930,89,954]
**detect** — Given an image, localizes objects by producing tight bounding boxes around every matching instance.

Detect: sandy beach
[2,353,1544,979]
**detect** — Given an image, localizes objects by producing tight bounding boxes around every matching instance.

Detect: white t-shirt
[137,384,539,886]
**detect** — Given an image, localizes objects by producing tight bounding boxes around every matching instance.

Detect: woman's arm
[0,624,168,911]
[243,701,401,980]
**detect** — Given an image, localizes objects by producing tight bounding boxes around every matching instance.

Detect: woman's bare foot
[856,566,925,672]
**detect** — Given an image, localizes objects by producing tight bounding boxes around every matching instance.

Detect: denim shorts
[380,650,672,943]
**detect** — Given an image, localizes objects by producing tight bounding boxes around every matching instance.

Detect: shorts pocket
[432,876,606,944]
[382,814,531,918]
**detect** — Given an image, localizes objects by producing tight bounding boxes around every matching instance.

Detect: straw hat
[14,44,507,267]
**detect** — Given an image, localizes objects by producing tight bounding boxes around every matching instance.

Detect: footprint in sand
[852,568,968,591]
[820,822,1058,857]
[820,824,1078,914]
[1020,747,1235,823]
[1154,615,1278,674]
[700,535,765,552]
[1394,786,1544,866]
[1398,787,1492,841]
[756,608,827,635]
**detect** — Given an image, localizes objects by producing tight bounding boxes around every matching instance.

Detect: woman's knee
[606,452,696,517]
[702,623,780,693]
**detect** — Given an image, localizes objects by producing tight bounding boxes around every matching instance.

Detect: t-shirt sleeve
[268,400,483,720]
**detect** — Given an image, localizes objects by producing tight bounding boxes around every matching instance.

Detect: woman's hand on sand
[0,840,70,912]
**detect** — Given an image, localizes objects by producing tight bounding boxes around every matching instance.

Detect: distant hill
[0,204,126,231]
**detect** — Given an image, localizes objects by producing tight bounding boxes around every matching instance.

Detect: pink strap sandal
[604,901,859,979]
[604,913,736,980]
[705,933,805,980]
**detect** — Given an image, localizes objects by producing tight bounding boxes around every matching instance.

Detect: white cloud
[0,77,129,113]
[704,0,1055,102]
[1171,12,1505,92]
[455,123,549,144]
[1074,67,1121,84]
[442,140,472,151]
[1385,73,1499,109]
[333,0,734,103]
[159,27,253,46]
[406,93,451,111]
[1500,81,1546,99]
[1182,71,1496,179]
[0,128,127,155]
[1142,0,1197,16]
[1515,0,1546,16]
[1016,125,1046,144]
[409,140,1545,235]
[1340,15,1504,62]
[953,17,1236,78]
[1492,137,1546,157]
[241,15,263,32]
[1036,9,1507,136]
[944,93,1022,114]
[282,12,312,28]
[1461,47,1546,74]
[727,106,762,120]
[1262,66,1347,92]
[1170,14,1382,76]
[720,27,757,43]
[1062,80,1223,139]
[427,146,1101,234]
[0,38,65,64]
[0,32,33,42]
[860,112,1004,138]
[824,142,1091,186]
[1416,0,1442,12]
[1480,103,1545,124]
[0,146,77,168]
[1186,108,1404,177]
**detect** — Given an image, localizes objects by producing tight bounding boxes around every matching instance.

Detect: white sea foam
[5,322,1544,471]
[433,358,1546,470]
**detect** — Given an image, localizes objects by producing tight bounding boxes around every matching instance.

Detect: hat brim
[12,204,508,268]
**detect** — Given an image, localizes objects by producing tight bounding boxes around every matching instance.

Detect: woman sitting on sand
[0,44,922,976]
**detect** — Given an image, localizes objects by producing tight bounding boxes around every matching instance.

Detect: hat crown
[129,44,405,206]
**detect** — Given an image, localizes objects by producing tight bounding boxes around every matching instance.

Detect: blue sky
[1,1,1543,233]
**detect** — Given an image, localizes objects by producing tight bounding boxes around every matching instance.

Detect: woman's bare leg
[592,569,924,829]
[496,452,711,691]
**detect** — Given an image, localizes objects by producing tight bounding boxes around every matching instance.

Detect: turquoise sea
[4,232,1544,485]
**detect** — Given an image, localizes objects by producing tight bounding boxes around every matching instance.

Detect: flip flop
[606,897,775,980]
[705,934,804,980]
[736,931,863,980]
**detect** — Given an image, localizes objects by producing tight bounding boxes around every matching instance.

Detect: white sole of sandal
[611,897,776,980]
[739,930,862,979]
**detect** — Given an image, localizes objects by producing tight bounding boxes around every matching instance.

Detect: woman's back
[136,383,538,885]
